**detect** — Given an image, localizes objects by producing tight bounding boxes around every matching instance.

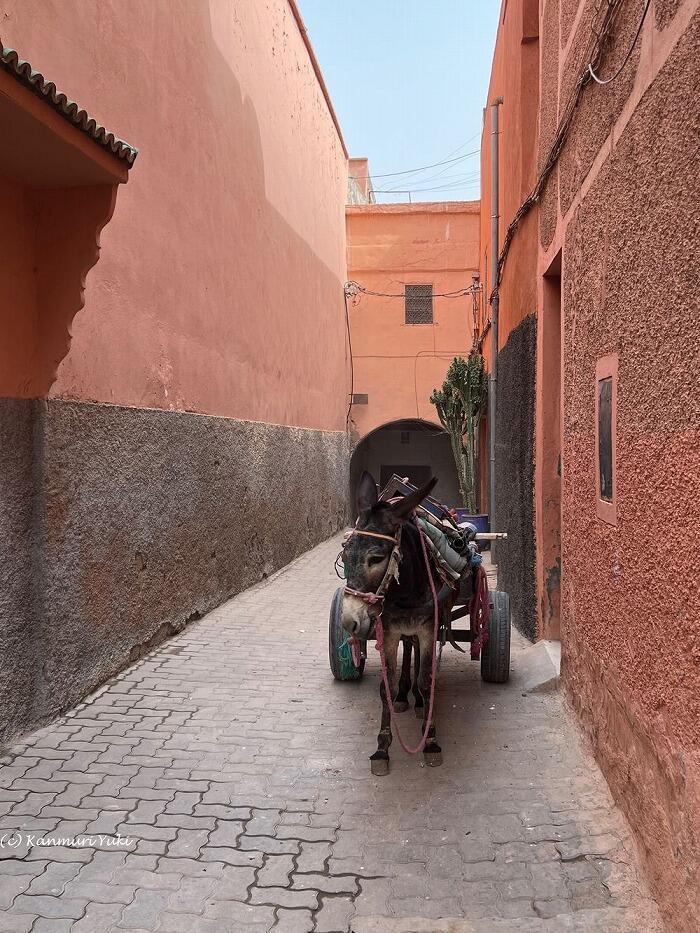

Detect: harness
[343,519,440,756]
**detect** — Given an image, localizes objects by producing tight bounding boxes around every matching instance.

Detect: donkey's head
[341,471,438,638]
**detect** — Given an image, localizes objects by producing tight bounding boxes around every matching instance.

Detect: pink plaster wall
[345,201,480,439]
[479,0,540,357]
[540,2,700,928]
[477,0,540,514]
[1,0,350,432]
[348,158,371,200]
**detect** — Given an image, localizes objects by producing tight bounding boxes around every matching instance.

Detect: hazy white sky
[298,1,500,202]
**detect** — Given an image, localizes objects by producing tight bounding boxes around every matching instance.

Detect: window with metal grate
[404,284,433,324]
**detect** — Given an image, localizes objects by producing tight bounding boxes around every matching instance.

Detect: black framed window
[405,284,433,324]
[598,377,613,502]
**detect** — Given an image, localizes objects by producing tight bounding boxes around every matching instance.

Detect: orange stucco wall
[479,2,700,920]
[477,0,541,518]
[478,0,539,357]
[346,201,480,439]
[476,0,541,638]
[1,0,350,432]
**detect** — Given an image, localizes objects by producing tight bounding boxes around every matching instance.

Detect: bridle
[343,525,403,607]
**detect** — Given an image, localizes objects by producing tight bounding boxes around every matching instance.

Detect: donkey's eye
[367,554,386,566]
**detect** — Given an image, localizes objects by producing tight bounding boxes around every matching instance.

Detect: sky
[298,1,501,203]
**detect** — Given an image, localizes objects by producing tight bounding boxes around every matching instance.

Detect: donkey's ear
[356,471,379,513]
[390,477,438,521]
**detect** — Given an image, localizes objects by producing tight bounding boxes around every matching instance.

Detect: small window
[400,431,410,444]
[598,378,613,501]
[405,284,433,324]
[595,354,617,525]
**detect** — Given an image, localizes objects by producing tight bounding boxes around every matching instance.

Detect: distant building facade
[346,198,481,509]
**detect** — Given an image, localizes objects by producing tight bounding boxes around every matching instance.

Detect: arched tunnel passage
[348,418,460,520]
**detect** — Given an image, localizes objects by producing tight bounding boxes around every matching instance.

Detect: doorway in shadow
[349,418,459,520]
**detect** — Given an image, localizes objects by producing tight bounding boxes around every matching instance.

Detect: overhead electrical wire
[380,169,481,191]
[378,181,480,195]
[351,148,480,181]
[373,180,481,194]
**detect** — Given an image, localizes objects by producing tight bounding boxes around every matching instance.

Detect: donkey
[341,471,454,775]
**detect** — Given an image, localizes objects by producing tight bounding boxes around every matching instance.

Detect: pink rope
[374,522,440,756]
[348,636,362,668]
[343,587,384,605]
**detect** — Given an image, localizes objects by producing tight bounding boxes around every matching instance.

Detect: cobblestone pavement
[0,535,663,932]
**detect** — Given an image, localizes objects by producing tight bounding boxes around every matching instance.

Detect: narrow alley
[1,0,698,930]
[0,537,662,933]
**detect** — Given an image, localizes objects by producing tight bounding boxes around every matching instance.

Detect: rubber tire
[480,590,511,683]
[329,586,365,681]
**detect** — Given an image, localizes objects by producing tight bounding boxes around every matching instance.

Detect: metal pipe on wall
[488,98,502,538]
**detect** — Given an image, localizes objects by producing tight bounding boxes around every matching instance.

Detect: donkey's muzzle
[341,594,374,639]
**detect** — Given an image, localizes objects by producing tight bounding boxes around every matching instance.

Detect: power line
[439,130,482,160]
[373,180,481,194]
[403,157,480,188]
[351,148,480,181]
[373,172,480,193]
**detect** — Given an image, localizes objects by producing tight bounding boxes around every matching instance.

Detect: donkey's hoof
[414,706,425,719]
[394,700,409,713]
[370,754,390,776]
[423,750,443,767]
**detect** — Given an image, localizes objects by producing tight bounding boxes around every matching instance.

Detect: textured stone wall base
[0,399,349,744]
[494,314,537,639]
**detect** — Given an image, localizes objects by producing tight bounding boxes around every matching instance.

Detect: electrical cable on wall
[343,289,354,432]
[490,0,650,300]
[588,0,651,84]
[345,281,480,301]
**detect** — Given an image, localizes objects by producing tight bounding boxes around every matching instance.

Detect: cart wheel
[481,590,511,683]
[329,586,365,681]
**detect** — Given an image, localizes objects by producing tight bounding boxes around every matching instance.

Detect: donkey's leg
[371,629,400,776]
[395,637,412,712]
[417,626,442,767]
[412,635,424,719]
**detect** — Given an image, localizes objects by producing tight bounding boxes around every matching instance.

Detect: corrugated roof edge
[1,41,138,167]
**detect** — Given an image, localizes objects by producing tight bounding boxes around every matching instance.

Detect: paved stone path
[0,535,663,932]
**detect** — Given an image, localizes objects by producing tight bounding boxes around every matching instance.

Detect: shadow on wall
[0,179,118,398]
[52,0,347,424]
[495,314,537,640]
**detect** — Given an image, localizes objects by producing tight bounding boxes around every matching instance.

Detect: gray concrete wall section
[0,398,349,745]
[0,400,41,741]
[495,314,537,639]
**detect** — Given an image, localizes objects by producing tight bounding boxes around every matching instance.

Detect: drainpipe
[488,98,502,539]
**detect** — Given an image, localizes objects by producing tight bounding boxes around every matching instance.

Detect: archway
[349,418,460,519]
